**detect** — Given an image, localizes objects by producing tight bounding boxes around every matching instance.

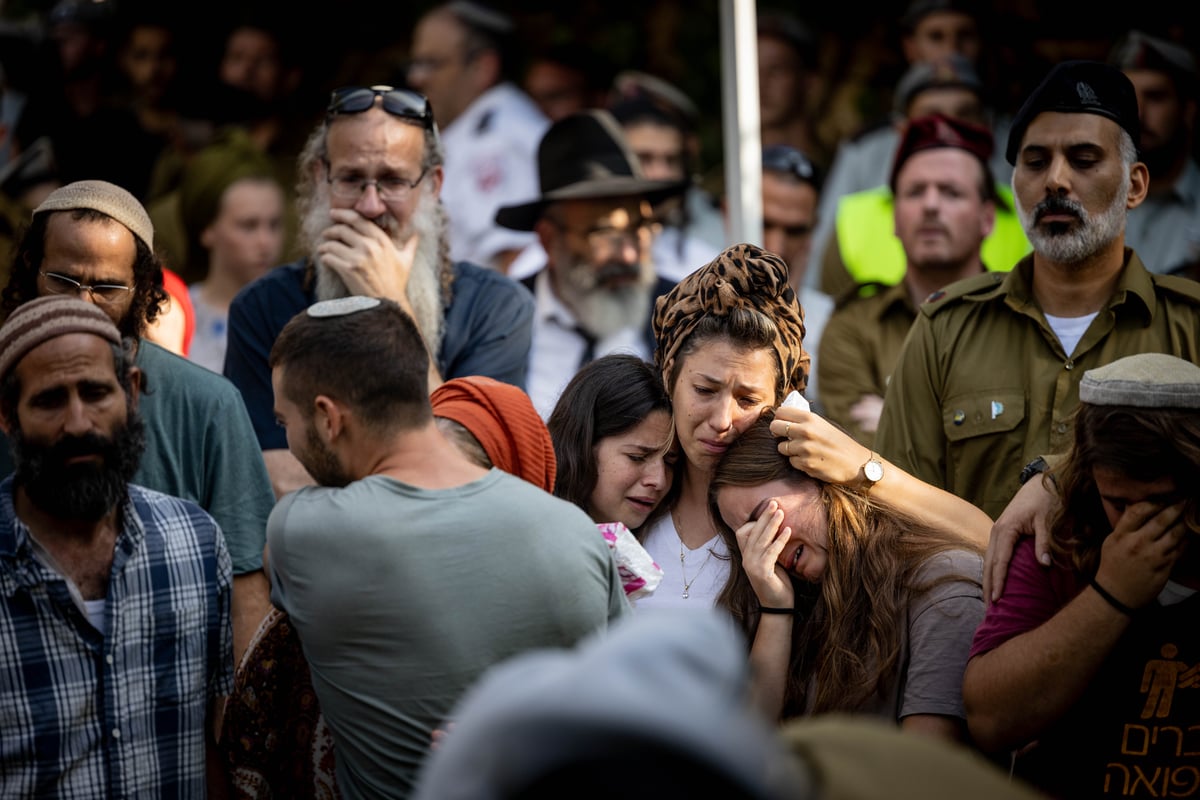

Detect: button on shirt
[875,250,1200,519]
[0,479,234,798]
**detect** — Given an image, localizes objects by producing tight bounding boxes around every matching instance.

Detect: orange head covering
[431,376,557,493]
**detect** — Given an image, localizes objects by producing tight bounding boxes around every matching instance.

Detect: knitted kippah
[33,179,154,250]
[0,295,122,382]
[1079,353,1200,409]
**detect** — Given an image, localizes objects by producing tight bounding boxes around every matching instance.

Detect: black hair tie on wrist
[759,606,798,615]
[1089,577,1136,616]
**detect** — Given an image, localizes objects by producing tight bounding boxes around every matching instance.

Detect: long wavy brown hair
[709,412,983,719]
[1049,403,1200,577]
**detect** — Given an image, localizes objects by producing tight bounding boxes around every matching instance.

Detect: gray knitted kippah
[0,295,122,382]
[1079,353,1200,409]
[33,179,154,250]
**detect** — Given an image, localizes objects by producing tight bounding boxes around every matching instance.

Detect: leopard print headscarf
[652,242,809,394]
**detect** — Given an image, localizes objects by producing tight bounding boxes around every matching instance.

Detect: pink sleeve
[969,538,1082,659]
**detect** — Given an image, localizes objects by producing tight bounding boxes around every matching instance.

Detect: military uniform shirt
[818,282,917,448]
[875,249,1200,519]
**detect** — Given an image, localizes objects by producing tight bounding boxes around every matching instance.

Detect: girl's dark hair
[548,354,673,529]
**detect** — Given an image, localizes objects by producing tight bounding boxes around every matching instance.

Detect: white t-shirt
[635,513,730,611]
[440,83,549,268]
[1044,310,1099,357]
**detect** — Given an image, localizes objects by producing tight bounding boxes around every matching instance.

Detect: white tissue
[781,390,810,412]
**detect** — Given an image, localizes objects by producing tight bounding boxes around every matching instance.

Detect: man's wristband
[759,606,799,615]
[1089,577,1136,616]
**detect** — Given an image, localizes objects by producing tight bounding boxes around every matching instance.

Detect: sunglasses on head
[763,145,817,184]
[326,85,435,130]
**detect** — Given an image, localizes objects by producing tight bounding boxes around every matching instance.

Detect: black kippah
[1005,60,1141,165]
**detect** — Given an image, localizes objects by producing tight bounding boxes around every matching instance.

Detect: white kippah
[1079,353,1200,409]
[306,296,382,318]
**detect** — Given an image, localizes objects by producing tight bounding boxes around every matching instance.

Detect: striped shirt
[0,478,233,798]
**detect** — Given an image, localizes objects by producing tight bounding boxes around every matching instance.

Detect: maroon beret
[889,112,994,192]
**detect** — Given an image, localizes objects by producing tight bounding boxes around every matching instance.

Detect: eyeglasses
[325,165,430,203]
[40,271,133,305]
[553,215,661,253]
[326,85,434,130]
[763,145,818,184]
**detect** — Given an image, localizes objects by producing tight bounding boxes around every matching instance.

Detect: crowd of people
[0,1,1198,799]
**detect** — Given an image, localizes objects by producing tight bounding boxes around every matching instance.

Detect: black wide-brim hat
[495,109,687,232]
[1005,60,1141,165]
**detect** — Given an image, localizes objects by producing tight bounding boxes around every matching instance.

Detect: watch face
[865,459,884,483]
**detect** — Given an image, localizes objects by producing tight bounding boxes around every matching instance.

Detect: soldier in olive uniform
[819,113,995,447]
[875,60,1200,520]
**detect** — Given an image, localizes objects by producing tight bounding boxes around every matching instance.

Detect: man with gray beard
[874,61,1200,520]
[224,85,535,496]
[494,110,683,418]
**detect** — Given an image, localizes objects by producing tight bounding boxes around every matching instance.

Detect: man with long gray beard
[494,109,682,418]
[874,60,1200,520]
[224,85,534,496]
[0,295,232,797]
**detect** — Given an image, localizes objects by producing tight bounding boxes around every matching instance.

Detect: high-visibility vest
[835,184,1030,286]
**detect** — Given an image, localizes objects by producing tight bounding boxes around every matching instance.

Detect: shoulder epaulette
[918,271,1006,317]
[1151,273,1200,305]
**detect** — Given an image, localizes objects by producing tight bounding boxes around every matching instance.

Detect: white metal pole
[719,0,762,246]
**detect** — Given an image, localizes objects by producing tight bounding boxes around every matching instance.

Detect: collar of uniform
[880,280,919,318]
[443,81,521,138]
[1001,248,1156,319]
[1105,248,1156,320]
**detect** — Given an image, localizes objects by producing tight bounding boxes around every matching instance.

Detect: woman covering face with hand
[711,413,985,743]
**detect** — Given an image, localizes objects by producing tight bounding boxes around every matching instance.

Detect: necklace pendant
[682,588,689,599]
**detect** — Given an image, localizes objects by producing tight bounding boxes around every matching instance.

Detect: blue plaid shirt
[0,478,233,798]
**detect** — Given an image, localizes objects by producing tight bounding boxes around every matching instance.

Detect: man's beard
[1016,169,1129,266]
[556,254,655,340]
[11,411,146,521]
[303,181,447,357]
[299,421,352,488]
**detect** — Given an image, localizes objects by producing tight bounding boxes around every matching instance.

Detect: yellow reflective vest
[834,184,1030,287]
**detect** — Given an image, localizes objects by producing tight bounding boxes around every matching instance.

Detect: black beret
[1005,60,1141,165]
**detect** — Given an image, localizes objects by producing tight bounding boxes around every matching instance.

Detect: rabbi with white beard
[495,109,684,419]
[224,85,534,497]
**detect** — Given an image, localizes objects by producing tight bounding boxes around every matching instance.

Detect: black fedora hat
[495,109,686,232]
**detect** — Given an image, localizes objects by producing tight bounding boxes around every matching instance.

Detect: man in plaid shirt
[0,296,233,797]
